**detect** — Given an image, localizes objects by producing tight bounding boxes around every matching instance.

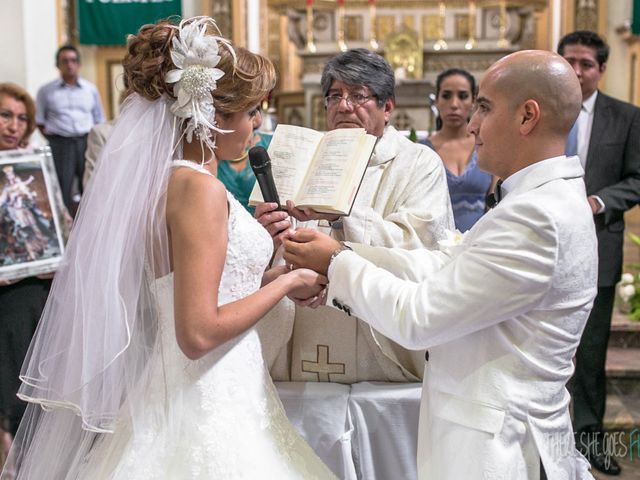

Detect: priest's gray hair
[321,48,395,107]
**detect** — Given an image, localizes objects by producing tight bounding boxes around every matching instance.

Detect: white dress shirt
[577,90,597,169]
[576,91,605,213]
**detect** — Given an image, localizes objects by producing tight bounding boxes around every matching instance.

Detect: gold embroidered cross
[301,345,345,382]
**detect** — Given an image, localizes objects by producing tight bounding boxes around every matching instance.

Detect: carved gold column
[56,0,66,45]
[279,13,301,91]
[369,0,378,51]
[496,0,509,48]
[560,0,576,35]
[465,0,477,50]
[433,1,447,51]
[305,0,316,52]
[232,0,246,46]
[337,0,347,52]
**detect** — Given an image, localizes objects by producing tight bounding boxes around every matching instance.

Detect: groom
[283,50,597,480]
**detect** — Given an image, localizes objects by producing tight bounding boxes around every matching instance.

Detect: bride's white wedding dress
[78,163,335,479]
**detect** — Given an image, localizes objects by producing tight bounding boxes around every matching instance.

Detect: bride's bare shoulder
[167,167,227,219]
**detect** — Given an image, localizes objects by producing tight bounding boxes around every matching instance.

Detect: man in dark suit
[559,30,640,476]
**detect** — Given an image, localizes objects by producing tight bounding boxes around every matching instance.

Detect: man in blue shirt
[36,45,104,212]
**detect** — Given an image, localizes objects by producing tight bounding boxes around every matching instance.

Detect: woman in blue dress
[425,69,495,232]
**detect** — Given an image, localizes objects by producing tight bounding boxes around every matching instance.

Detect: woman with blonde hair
[0,83,36,150]
[2,17,335,479]
[0,83,47,472]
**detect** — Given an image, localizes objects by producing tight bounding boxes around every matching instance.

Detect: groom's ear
[518,99,540,135]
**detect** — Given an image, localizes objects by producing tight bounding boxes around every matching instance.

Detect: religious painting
[0,148,66,281]
[311,94,327,131]
[385,28,423,80]
[376,15,395,43]
[455,14,471,40]
[402,15,415,31]
[421,15,440,41]
[275,91,306,128]
[344,15,363,42]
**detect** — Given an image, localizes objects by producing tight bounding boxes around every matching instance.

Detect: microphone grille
[249,146,269,168]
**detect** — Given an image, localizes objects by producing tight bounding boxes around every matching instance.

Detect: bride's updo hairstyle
[123,18,276,116]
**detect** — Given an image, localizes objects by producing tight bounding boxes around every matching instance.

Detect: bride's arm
[167,171,325,360]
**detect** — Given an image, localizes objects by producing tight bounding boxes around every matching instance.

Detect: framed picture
[376,15,395,42]
[421,15,440,41]
[0,148,66,281]
[311,94,327,131]
[274,91,306,128]
[402,15,415,31]
[344,15,363,42]
[455,14,471,40]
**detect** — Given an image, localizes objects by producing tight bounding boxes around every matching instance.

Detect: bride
[2,17,335,479]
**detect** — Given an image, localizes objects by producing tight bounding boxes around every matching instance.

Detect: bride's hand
[261,265,290,286]
[286,268,327,304]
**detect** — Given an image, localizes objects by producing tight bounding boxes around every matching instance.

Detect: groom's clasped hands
[256,201,344,307]
[282,228,343,307]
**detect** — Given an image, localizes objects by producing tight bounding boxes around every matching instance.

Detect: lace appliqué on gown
[79,168,335,479]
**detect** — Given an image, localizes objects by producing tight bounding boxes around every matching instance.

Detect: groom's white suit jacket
[326,156,596,480]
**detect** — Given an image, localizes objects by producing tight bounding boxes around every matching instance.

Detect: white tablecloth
[275,382,422,480]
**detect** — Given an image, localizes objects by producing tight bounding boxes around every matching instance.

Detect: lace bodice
[169,159,274,302]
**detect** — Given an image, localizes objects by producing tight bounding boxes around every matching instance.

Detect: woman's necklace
[226,151,249,163]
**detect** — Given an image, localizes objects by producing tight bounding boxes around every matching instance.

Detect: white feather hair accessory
[165,17,235,153]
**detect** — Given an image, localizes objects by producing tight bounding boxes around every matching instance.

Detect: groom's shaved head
[485,50,582,136]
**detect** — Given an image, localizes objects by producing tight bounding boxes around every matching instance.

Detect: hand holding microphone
[249,146,282,209]
[250,146,292,242]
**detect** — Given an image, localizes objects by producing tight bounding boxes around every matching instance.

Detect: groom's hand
[283,228,341,275]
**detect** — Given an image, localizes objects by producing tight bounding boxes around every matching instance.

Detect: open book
[248,124,377,215]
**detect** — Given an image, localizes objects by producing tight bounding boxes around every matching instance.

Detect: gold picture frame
[421,15,440,41]
[345,15,364,42]
[376,15,395,42]
[402,15,415,31]
[455,14,471,40]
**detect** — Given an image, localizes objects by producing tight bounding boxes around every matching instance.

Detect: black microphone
[249,146,282,210]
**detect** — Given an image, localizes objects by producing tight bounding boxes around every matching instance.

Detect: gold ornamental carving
[385,28,423,80]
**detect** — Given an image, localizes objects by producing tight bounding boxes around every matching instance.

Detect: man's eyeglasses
[324,93,375,109]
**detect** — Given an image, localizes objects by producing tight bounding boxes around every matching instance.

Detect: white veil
[2,93,177,479]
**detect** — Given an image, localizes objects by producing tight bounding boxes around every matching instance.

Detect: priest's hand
[283,228,341,275]
[286,200,341,223]
[255,202,291,248]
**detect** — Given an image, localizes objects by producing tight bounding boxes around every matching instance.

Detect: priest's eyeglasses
[324,93,375,109]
